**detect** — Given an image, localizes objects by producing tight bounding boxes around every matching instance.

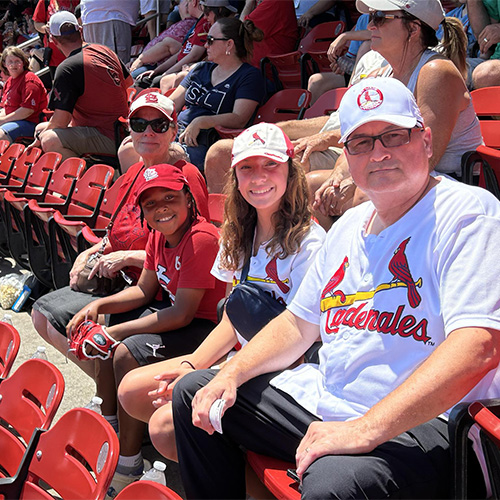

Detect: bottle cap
[153,461,166,472]
[37,346,46,352]
[92,396,103,405]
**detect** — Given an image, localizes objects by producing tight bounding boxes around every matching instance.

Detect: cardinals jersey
[272,177,500,421]
[212,221,325,348]
[144,217,226,323]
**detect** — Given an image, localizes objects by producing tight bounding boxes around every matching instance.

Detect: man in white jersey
[172,77,500,499]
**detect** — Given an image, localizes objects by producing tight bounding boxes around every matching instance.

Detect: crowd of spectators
[0,0,499,498]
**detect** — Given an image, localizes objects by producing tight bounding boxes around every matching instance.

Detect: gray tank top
[406,49,483,176]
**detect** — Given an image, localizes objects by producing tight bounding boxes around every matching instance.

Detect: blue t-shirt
[178,61,265,127]
[436,5,477,57]
[346,14,370,58]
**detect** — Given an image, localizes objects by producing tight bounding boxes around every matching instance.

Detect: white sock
[116,452,143,475]
[103,414,119,433]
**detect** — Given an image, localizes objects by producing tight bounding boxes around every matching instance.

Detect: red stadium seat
[0,408,119,500]
[0,359,65,478]
[115,481,183,500]
[0,321,20,379]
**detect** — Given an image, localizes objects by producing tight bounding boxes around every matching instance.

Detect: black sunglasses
[206,35,230,46]
[369,10,405,27]
[129,117,171,133]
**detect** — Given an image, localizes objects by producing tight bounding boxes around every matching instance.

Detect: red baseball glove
[69,320,120,361]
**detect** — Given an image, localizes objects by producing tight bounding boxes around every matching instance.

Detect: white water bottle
[1,313,13,325]
[31,346,48,360]
[84,396,103,415]
[140,461,167,485]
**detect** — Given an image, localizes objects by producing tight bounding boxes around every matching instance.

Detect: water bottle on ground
[31,346,48,360]
[84,396,103,415]
[140,461,167,485]
[0,313,13,325]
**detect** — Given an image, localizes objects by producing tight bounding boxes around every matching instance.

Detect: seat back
[302,87,347,119]
[0,359,64,477]
[298,21,346,54]
[1,147,42,188]
[22,152,62,195]
[0,139,10,156]
[462,145,500,199]
[115,481,183,500]
[261,51,303,90]
[0,322,20,379]
[254,89,312,123]
[43,157,87,204]
[0,143,25,181]
[470,86,500,117]
[21,408,119,500]
[65,164,115,219]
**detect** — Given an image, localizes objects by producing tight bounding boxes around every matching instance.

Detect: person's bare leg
[113,344,147,457]
[31,309,97,380]
[308,72,346,104]
[40,130,77,161]
[306,169,336,231]
[118,360,163,422]
[159,70,187,94]
[149,403,177,461]
[205,139,233,193]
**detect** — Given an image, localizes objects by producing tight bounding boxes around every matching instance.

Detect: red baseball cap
[135,164,189,204]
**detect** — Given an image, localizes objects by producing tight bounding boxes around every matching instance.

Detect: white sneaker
[105,460,152,499]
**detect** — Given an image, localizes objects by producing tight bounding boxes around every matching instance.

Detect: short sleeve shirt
[49,43,130,140]
[483,0,500,59]
[178,61,265,127]
[144,217,226,322]
[1,70,48,123]
[176,16,210,62]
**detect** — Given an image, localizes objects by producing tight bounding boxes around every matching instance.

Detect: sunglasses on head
[129,117,172,133]
[205,34,230,46]
[369,10,405,27]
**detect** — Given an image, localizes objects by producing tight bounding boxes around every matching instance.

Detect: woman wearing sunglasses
[169,16,266,171]
[32,91,210,423]
[311,0,482,227]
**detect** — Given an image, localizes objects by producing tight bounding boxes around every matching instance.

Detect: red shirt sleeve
[143,231,157,271]
[21,73,47,110]
[33,0,47,23]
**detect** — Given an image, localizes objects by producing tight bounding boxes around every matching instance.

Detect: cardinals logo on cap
[145,93,159,103]
[357,87,383,111]
[143,168,159,182]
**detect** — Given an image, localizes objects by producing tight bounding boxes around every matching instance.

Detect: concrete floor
[1,256,185,498]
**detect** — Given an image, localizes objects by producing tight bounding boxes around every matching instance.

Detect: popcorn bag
[0,273,26,310]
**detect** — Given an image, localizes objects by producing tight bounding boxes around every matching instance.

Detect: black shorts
[111,300,216,366]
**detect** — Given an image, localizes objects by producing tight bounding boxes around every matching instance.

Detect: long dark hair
[216,17,264,62]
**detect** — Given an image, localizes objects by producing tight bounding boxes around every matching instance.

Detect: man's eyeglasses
[344,128,423,155]
[368,10,405,27]
[129,117,172,134]
[206,35,230,46]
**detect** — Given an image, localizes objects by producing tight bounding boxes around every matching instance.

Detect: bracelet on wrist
[181,359,196,370]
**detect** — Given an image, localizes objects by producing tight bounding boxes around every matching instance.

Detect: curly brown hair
[218,157,312,272]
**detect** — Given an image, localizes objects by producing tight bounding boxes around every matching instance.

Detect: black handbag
[225,258,286,342]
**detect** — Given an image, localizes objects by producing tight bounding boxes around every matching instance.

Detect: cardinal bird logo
[388,237,421,308]
[265,256,290,294]
[321,256,349,302]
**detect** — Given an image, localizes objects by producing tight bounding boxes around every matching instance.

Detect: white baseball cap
[338,78,424,143]
[356,0,445,31]
[231,123,294,168]
[49,11,80,36]
[128,91,176,122]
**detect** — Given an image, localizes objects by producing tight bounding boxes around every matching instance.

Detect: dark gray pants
[173,369,451,499]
